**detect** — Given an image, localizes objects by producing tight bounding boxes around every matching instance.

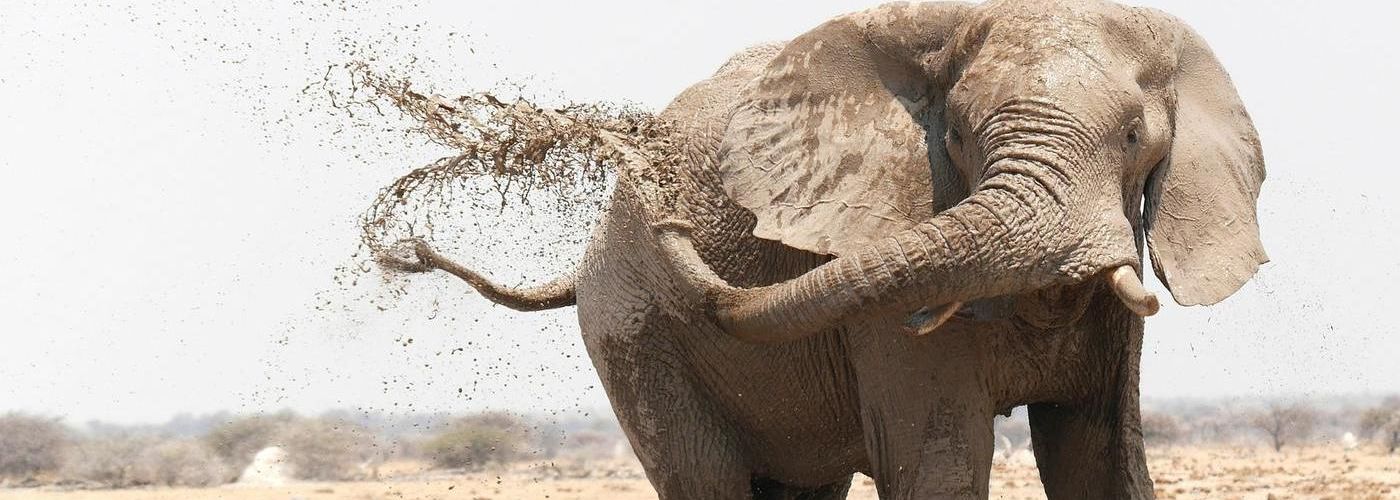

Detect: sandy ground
[3,446,1397,499]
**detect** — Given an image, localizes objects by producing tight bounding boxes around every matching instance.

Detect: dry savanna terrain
[4,446,1398,500]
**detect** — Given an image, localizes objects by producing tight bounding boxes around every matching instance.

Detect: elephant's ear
[718,2,971,256]
[1144,15,1268,306]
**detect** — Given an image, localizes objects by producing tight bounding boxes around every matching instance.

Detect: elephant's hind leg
[582,308,753,499]
[606,356,753,499]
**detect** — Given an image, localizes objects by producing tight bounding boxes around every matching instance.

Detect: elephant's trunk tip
[376,237,437,274]
[376,237,577,312]
[1107,265,1160,317]
[906,301,965,336]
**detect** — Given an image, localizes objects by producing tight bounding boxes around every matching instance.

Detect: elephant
[382,0,1266,497]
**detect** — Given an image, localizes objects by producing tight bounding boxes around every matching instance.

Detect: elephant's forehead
[950,17,1147,127]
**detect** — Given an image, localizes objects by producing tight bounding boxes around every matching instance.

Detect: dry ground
[4,446,1397,499]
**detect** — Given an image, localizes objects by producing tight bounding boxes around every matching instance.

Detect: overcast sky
[1,0,1397,424]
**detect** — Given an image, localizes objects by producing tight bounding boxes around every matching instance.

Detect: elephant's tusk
[1107,265,1159,317]
[907,301,964,336]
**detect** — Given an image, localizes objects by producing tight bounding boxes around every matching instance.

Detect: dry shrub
[61,434,151,487]
[423,412,530,471]
[131,440,230,487]
[0,413,68,480]
[1142,411,1185,446]
[202,412,297,478]
[275,417,378,480]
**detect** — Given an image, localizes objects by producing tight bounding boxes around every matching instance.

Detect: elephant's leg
[1027,401,1152,499]
[597,354,753,498]
[865,404,994,499]
[583,313,753,499]
[847,321,996,499]
[1028,309,1154,499]
[751,476,853,500]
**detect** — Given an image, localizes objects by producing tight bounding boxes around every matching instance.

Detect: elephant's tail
[377,238,576,312]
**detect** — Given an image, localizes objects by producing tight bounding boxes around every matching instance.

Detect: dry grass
[4,446,1398,500]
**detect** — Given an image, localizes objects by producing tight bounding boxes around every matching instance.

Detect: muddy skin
[379,1,1266,498]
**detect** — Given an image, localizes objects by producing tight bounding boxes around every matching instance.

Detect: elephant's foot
[751,476,853,500]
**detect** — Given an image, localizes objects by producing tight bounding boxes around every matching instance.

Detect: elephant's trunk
[660,158,1151,343]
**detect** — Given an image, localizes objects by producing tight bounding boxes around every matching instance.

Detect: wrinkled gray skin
[389,0,1266,498]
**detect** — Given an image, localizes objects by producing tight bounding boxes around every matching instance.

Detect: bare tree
[1251,402,1319,452]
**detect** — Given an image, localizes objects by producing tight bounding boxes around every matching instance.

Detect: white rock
[1341,432,1359,451]
[234,446,293,486]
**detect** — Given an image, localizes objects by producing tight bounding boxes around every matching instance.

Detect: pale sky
[1,0,1396,424]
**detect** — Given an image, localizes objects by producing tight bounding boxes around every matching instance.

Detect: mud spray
[317,61,680,276]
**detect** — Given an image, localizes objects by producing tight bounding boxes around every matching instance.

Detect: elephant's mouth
[907,265,1158,335]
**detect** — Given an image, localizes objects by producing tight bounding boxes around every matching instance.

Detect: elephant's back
[659,42,785,134]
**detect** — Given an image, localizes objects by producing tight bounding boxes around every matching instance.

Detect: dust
[279,54,691,419]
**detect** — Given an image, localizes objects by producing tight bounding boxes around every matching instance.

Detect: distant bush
[1358,398,1400,454]
[562,429,621,459]
[202,412,297,478]
[132,440,230,487]
[1142,411,1185,446]
[61,434,152,487]
[275,417,378,480]
[0,413,68,480]
[423,412,530,470]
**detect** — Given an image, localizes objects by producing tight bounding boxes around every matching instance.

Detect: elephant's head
[672,0,1265,342]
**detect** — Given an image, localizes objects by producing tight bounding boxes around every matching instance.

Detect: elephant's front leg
[1028,305,1154,499]
[848,320,997,499]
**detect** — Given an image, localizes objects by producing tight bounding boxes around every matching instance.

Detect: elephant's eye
[1125,126,1140,146]
[947,126,962,146]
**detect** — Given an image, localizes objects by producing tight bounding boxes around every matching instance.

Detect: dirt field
[4,446,1397,499]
